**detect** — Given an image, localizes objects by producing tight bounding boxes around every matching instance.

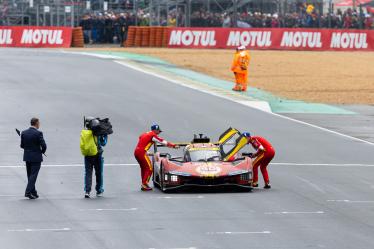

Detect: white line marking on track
[70,52,123,60]
[0,163,137,168]
[1,162,374,168]
[109,58,374,147]
[113,60,273,113]
[207,231,271,235]
[153,195,204,199]
[79,208,138,211]
[8,227,71,232]
[149,247,197,249]
[265,211,324,215]
[271,163,374,167]
[327,200,374,203]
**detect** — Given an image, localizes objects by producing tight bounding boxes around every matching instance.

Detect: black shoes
[85,192,104,198]
[252,183,272,189]
[264,184,271,189]
[141,184,153,191]
[25,193,38,199]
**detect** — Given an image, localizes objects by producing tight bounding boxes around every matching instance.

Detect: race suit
[134,131,175,186]
[231,50,250,91]
[248,136,275,185]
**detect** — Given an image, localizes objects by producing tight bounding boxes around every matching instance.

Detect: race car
[151,128,253,192]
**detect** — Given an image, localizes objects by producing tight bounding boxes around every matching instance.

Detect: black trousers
[25,162,41,195]
[84,154,104,193]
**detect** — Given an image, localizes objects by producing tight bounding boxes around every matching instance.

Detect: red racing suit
[134,131,175,186]
[247,136,275,185]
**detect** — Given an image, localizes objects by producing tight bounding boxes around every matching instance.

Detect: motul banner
[0,26,72,48]
[168,27,374,51]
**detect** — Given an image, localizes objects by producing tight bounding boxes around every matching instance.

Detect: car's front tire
[159,164,169,193]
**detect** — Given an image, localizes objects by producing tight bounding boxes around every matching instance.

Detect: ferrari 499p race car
[152,128,253,192]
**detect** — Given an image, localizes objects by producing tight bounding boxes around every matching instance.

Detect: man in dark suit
[20,118,47,199]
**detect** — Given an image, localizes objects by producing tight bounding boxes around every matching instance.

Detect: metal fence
[0,0,324,26]
[0,0,372,29]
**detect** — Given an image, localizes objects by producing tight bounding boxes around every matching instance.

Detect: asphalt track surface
[1,48,374,249]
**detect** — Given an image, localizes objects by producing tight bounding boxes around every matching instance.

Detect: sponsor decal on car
[196,164,222,177]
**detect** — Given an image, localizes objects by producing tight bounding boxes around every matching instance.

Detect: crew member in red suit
[243,132,275,189]
[134,124,178,191]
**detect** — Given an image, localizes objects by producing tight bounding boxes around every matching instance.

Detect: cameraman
[81,117,108,198]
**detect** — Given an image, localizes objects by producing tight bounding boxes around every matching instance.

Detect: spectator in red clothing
[365,14,373,29]
[271,14,279,28]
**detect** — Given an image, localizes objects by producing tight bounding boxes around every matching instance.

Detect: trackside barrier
[124,26,169,48]
[71,27,84,48]
[0,26,72,48]
[167,27,374,51]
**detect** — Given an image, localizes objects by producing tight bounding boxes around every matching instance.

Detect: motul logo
[330,32,368,49]
[169,30,217,46]
[167,28,374,51]
[0,29,13,44]
[226,31,272,47]
[21,29,64,45]
[281,32,322,48]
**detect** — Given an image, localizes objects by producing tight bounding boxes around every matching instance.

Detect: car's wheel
[160,163,167,192]
[152,164,160,189]
[241,186,252,192]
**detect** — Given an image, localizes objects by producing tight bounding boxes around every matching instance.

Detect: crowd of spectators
[79,12,136,45]
[79,5,374,44]
[189,8,373,29]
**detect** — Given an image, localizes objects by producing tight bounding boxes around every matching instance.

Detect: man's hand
[167,142,179,149]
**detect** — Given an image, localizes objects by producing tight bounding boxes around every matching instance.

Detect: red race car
[152,128,253,192]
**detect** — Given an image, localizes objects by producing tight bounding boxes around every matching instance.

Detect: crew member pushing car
[243,132,275,189]
[134,124,178,191]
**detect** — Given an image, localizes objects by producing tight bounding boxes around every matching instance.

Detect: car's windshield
[188,149,221,162]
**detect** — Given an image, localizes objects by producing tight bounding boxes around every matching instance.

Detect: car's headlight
[240,172,251,181]
[228,170,248,176]
[168,171,191,177]
[170,175,179,182]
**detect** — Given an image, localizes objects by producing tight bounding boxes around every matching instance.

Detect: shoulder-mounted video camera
[84,116,113,136]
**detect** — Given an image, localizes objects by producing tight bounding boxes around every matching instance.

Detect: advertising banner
[0,26,72,48]
[168,27,374,51]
